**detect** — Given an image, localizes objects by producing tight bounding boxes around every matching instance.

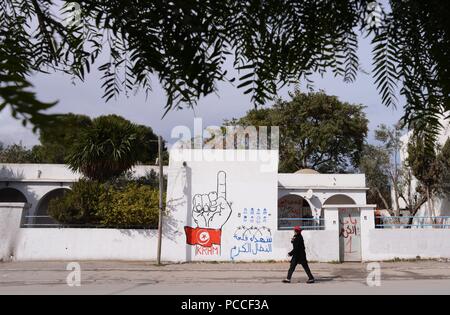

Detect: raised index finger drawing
[217,171,226,199]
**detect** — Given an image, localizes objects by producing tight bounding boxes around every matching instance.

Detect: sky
[0,31,403,149]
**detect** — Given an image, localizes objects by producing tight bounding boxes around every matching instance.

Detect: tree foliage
[0,142,39,163]
[97,182,162,228]
[226,91,368,173]
[359,144,391,209]
[32,113,93,163]
[48,179,103,224]
[1,1,449,146]
[406,136,450,216]
[48,179,162,227]
[66,114,162,181]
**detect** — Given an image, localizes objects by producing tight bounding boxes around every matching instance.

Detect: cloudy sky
[0,32,403,148]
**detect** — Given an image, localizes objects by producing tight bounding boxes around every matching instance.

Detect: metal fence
[375,216,450,229]
[278,217,325,230]
[20,215,156,229]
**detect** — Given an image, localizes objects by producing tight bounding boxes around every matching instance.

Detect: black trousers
[287,256,314,280]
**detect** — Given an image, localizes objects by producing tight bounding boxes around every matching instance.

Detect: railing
[21,215,59,228]
[375,216,450,229]
[20,215,157,229]
[278,217,325,230]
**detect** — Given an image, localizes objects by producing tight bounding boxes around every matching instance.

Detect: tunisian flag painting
[184,227,222,248]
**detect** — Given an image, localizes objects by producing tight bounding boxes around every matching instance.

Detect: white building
[0,164,167,226]
[0,163,368,229]
[395,118,450,218]
[2,149,450,263]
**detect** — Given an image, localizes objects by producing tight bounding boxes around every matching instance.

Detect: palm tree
[66,115,155,181]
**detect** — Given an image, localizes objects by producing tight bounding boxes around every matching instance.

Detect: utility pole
[157,135,164,265]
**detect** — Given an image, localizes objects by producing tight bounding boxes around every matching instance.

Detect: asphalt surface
[1,260,450,295]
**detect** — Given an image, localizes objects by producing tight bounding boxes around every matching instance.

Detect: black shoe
[306,279,315,284]
[282,279,291,283]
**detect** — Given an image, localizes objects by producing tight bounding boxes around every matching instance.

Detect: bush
[48,180,104,225]
[48,180,163,228]
[97,183,163,228]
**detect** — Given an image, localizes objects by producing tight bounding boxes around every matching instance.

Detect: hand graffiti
[192,171,232,229]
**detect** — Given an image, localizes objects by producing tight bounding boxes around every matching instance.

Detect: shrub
[135,169,167,189]
[48,180,104,224]
[48,180,163,228]
[97,183,163,228]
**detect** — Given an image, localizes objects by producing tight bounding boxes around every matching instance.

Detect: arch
[278,194,313,230]
[323,194,356,205]
[0,187,27,203]
[35,188,71,224]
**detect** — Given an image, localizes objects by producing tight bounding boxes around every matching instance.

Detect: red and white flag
[184,227,222,248]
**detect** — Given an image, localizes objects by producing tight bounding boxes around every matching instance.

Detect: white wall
[10,228,337,262]
[274,230,339,262]
[162,149,281,262]
[1,155,342,263]
[0,164,168,181]
[0,203,27,261]
[278,173,366,189]
[363,229,450,261]
[14,228,159,261]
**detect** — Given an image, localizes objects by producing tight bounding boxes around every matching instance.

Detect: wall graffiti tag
[184,171,232,256]
[230,226,273,260]
[240,208,270,225]
[339,208,361,261]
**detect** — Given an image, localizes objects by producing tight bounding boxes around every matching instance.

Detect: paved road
[1,260,450,295]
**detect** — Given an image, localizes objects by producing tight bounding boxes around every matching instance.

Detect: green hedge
[98,183,162,228]
[48,179,104,225]
[48,180,164,228]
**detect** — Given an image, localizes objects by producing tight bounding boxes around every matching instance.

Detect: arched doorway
[34,188,70,225]
[0,187,27,203]
[278,195,313,230]
[323,194,356,205]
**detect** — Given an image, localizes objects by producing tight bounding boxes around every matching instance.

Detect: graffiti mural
[278,195,313,229]
[184,171,232,256]
[231,207,273,260]
[230,226,273,260]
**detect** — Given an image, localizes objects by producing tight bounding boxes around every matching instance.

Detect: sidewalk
[1,260,450,294]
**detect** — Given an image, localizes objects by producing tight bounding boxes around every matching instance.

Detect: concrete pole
[156,136,164,265]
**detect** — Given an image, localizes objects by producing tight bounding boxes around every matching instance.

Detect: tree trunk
[389,171,400,217]
[426,186,433,227]
[375,187,390,210]
[394,190,400,216]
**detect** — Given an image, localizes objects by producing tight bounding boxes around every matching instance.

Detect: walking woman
[282,225,315,284]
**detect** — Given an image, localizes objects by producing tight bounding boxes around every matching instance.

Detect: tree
[0,142,38,163]
[134,124,163,165]
[1,1,449,144]
[359,144,391,209]
[436,139,450,196]
[32,113,93,163]
[226,91,368,173]
[396,162,426,216]
[66,115,159,181]
[405,135,450,218]
[372,124,403,215]
[31,113,164,165]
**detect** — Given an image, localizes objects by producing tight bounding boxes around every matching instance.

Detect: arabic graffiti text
[230,226,273,260]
